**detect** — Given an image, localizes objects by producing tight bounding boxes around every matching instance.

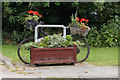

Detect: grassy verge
[86,47,118,66]
[2,45,21,63]
[2,45,118,66]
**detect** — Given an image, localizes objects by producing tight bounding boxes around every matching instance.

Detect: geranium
[24,10,43,31]
[34,11,39,15]
[76,17,79,22]
[39,15,42,17]
[84,19,89,22]
[69,14,90,30]
[25,10,42,21]
[28,10,34,14]
[80,18,86,22]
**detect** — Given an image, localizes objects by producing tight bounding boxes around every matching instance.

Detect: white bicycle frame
[35,25,66,43]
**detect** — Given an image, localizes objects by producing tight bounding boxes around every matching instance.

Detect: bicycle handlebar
[35,25,66,43]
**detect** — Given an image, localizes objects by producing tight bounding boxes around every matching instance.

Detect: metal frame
[35,25,66,43]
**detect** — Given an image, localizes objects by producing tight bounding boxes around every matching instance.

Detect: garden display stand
[17,25,90,66]
[30,45,77,66]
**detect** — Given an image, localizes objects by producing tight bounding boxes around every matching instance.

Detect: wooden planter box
[30,45,77,66]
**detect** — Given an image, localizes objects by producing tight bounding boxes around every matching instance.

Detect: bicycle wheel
[17,37,34,64]
[17,30,48,64]
[72,35,90,63]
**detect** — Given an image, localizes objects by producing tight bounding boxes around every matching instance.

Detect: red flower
[76,17,79,21]
[80,18,85,22]
[39,15,42,17]
[82,25,85,28]
[82,25,85,30]
[84,19,89,22]
[34,11,39,15]
[28,10,34,14]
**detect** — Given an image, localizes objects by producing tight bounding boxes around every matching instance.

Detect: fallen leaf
[85,71,88,73]
[23,67,26,70]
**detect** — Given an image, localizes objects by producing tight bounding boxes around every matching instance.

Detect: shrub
[100,24,118,47]
[86,27,102,47]
[2,30,34,45]
[12,30,34,43]
[86,16,119,47]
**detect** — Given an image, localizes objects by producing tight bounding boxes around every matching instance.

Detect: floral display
[69,14,90,36]
[24,10,42,31]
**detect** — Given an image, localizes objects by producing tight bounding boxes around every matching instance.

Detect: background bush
[86,16,119,47]
[2,2,120,47]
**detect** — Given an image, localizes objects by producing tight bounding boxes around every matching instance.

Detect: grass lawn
[2,45,118,66]
[85,47,118,66]
[2,45,21,63]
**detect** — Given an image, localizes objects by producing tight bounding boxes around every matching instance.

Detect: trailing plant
[68,14,90,36]
[24,10,43,31]
[69,14,90,30]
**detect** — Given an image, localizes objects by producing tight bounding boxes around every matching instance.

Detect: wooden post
[74,44,77,64]
[30,46,34,66]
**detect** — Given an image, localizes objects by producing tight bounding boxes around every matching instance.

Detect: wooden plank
[33,59,74,64]
[32,50,74,59]
[33,47,74,51]
[30,46,34,66]
[30,45,77,66]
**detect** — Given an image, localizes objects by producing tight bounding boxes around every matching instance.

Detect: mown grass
[2,45,21,63]
[2,45,118,66]
[85,47,118,66]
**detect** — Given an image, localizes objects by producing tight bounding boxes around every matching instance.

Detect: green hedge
[86,16,119,47]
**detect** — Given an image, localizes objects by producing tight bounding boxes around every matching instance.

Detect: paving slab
[0,54,118,78]
[0,54,16,70]
[1,62,118,78]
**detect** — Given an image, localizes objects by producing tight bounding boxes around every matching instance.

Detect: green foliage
[54,2,60,6]
[86,27,102,47]
[87,17,119,47]
[21,34,74,50]
[12,31,34,43]
[2,31,34,44]
[2,2,120,31]
[64,35,74,47]
[71,2,79,7]
[22,41,37,50]
[92,2,120,26]
[44,36,49,44]
[47,34,66,48]
[2,2,120,47]
[2,2,28,32]
[69,14,78,26]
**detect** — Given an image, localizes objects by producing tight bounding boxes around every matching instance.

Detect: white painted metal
[35,25,66,43]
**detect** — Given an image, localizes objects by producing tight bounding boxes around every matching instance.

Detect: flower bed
[30,45,77,66]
